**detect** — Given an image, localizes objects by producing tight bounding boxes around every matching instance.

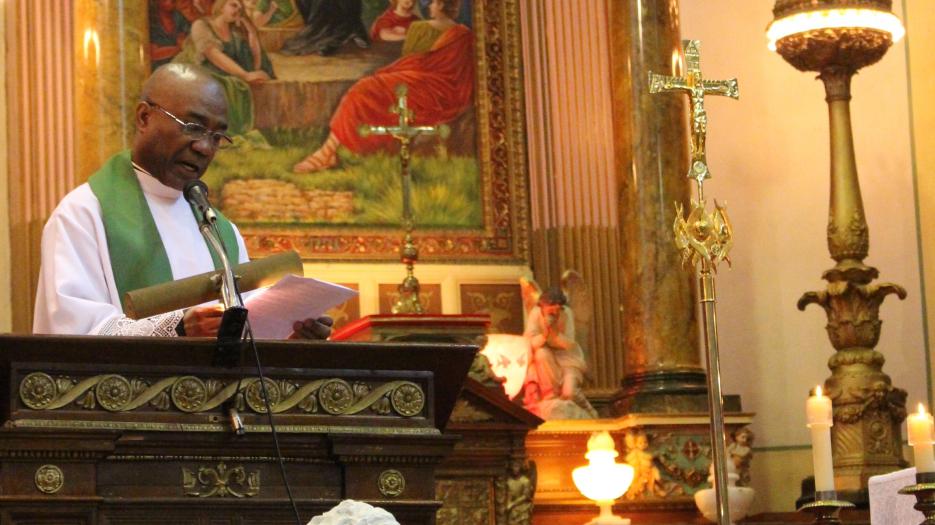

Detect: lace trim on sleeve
[97,310,184,337]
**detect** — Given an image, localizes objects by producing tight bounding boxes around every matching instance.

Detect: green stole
[88,150,239,310]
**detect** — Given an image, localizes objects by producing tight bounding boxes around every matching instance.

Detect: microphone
[183,180,247,369]
[183,180,218,224]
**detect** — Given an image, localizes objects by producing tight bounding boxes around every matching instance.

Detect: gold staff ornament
[359,84,450,314]
[650,40,739,184]
[650,39,738,525]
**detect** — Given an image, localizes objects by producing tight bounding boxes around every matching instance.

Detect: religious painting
[142,0,528,263]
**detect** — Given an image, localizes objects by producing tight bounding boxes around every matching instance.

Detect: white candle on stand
[907,403,935,473]
[806,385,835,493]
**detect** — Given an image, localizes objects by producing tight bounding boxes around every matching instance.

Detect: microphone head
[183,180,209,203]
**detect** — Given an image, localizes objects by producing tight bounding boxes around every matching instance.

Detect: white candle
[908,403,935,473]
[806,386,835,492]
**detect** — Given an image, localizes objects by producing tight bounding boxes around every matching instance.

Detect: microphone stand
[192,203,248,436]
[196,219,248,369]
[185,183,299,522]
[188,190,247,436]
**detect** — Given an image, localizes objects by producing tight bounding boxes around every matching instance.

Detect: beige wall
[0,2,11,332]
[906,0,935,405]
[681,0,928,512]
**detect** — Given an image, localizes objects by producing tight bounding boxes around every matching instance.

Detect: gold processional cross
[649,40,738,525]
[650,40,739,188]
[359,84,449,314]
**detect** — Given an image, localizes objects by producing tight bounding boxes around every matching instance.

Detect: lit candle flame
[82,28,100,68]
[919,403,927,416]
[815,385,823,397]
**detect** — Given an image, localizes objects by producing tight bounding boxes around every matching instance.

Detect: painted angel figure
[519,271,597,420]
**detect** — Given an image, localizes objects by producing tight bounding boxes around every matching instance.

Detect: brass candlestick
[650,39,739,525]
[768,0,908,496]
[359,84,449,314]
[899,472,935,525]
[798,491,856,525]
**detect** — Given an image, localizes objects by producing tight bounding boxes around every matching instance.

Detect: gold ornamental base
[798,493,856,525]
[899,472,935,525]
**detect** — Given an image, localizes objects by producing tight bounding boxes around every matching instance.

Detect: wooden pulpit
[0,335,476,525]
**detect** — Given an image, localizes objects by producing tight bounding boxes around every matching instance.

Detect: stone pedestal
[608,0,706,414]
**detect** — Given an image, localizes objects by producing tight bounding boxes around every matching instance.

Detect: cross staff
[359,84,449,314]
[651,39,739,525]
[650,40,738,187]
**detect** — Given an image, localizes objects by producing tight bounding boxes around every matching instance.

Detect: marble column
[74,0,149,181]
[608,0,708,414]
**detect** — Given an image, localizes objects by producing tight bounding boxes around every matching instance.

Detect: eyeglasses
[145,101,233,149]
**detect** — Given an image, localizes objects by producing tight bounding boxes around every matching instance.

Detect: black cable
[242,322,302,525]
[232,271,300,524]
[210,224,302,525]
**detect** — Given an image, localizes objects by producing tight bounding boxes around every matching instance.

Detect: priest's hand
[182,305,225,337]
[289,316,334,340]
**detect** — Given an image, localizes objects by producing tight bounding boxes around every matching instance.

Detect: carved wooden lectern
[0,335,476,524]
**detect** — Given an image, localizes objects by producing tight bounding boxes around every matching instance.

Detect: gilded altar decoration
[727,427,755,487]
[35,464,64,495]
[673,200,733,272]
[495,460,536,525]
[436,478,495,525]
[182,462,260,498]
[378,469,406,498]
[95,375,133,412]
[319,378,355,415]
[391,382,426,417]
[245,378,281,413]
[623,429,662,499]
[170,376,208,413]
[450,398,496,424]
[461,284,525,335]
[19,372,425,418]
[20,372,57,410]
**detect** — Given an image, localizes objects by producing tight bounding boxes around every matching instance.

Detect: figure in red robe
[294,0,473,173]
[370,0,420,43]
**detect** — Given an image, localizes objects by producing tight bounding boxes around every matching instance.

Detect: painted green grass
[203,130,482,228]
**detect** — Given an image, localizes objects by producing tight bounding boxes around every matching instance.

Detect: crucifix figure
[359,84,449,314]
[650,40,738,187]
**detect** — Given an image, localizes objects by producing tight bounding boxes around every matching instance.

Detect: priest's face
[134,74,229,191]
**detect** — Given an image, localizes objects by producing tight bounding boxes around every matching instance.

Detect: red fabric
[370,8,417,42]
[330,24,474,154]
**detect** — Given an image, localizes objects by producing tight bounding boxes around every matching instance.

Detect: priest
[33,63,330,340]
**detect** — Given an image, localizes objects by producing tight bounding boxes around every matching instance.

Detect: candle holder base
[797,493,855,525]
[898,473,935,525]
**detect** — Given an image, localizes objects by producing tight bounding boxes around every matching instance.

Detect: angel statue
[519,271,598,420]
